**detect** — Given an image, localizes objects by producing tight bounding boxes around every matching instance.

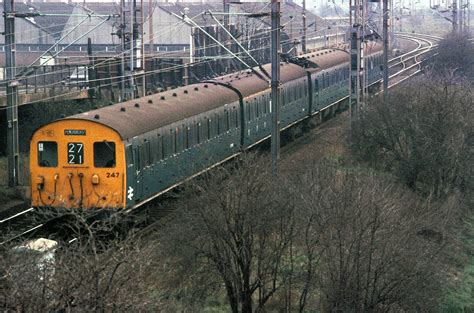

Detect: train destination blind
[67,142,84,164]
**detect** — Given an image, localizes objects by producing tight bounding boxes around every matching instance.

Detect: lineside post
[383,0,389,98]
[271,0,281,175]
[4,0,20,187]
[349,24,362,120]
[302,0,306,53]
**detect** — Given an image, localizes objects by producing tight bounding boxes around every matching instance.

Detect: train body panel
[30,120,125,209]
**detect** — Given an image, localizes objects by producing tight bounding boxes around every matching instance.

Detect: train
[30,42,383,210]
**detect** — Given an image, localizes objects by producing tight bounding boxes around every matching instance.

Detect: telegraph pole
[302,0,307,53]
[459,0,470,31]
[383,0,389,98]
[120,0,127,101]
[139,0,145,97]
[130,0,135,97]
[148,0,154,54]
[349,0,364,120]
[4,0,20,187]
[271,0,281,175]
[119,0,144,100]
[453,0,459,31]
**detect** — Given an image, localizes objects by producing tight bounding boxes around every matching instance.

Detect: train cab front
[30,120,126,209]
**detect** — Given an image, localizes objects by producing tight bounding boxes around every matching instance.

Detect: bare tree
[156,154,296,313]
[0,211,161,312]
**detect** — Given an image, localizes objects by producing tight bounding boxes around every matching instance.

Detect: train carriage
[30,43,383,210]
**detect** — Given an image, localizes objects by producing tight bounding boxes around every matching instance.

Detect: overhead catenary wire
[2,12,267,83]
[0,7,205,75]
[0,27,334,109]
[0,27,309,98]
[0,24,333,96]
[1,4,338,95]
[3,24,340,95]
[2,1,335,76]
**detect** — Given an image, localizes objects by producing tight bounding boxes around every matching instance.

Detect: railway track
[385,33,440,88]
[0,207,45,245]
[1,33,443,246]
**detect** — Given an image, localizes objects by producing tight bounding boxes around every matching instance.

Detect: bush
[351,73,473,198]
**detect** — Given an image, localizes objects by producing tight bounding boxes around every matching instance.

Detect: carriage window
[185,127,191,149]
[234,109,239,128]
[225,110,230,131]
[176,127,183,152]
[140,142,149,166]
[202,117,210,141]
[197,122,202,143]
[67,142,84,165]
[38,141,57,167]
[170,129,176,154]
[246,101,251,121]
[146,141,152,165]
[94,142,115,168]
[157,133,163,159]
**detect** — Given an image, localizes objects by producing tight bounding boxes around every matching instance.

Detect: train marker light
[92,174,100,185]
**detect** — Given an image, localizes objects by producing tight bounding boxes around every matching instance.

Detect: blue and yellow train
[30,43,383,209]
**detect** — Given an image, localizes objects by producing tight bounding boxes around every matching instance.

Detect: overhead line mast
[3,0,20,187]
[119,0,144,101]
[349,0,365,122]
[271,0,281,175]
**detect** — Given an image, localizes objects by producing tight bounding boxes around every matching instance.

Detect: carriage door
[131,137,144,203]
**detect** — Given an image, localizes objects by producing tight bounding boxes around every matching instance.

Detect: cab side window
[38,141,57,167]
[94,142,116,168]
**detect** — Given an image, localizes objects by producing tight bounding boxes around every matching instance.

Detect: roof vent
[172,92,177,97]
[120,107,126,112]
[148,99,153,104]
[108,101,114,106]
[134,103,140,108]
[204,84,208,88]
[194,87,199,91]
[160,96,165,100]
[94,114,100,119]
[184,90,188,94]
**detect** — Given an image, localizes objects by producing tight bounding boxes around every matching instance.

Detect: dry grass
[280,112,349,172]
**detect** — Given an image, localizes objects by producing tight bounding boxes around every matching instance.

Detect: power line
[0,27,331,109]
